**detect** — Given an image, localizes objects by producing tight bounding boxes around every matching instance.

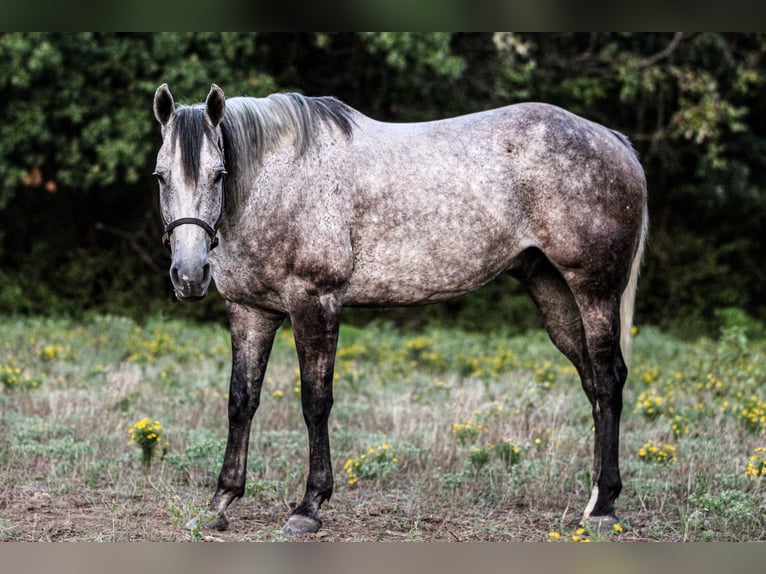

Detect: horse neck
[220,144,316,233]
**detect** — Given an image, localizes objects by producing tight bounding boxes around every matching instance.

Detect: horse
[152,83,647,536]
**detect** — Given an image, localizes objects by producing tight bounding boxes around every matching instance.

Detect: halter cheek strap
[162,217,219,251]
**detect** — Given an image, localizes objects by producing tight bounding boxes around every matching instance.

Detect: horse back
[342,103,646,306]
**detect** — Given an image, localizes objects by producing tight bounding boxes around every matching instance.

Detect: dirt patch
[1,482,600,542]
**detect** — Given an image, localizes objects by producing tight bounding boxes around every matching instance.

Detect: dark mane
[171,106,217,185]
[170,93,355,192]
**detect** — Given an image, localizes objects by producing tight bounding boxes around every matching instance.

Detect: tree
[1,33,765,334]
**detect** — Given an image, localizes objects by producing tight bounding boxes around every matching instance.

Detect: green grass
[1,314,765,540]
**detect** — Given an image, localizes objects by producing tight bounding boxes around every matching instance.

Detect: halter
[162,215,221,251]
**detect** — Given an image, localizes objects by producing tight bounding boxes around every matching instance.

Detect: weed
[128,418,164,473]
[745,447,766,478]
[1,363,43,391]
[492,439,522,468]
[452,420,487,446]
[343,443,399,485]
[638,440,677,465]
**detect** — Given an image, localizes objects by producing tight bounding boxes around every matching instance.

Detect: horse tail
[619,198,648,370]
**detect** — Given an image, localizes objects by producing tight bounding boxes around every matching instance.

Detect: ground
[2,481,671,542]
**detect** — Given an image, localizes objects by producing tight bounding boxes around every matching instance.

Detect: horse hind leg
[551,246,633,529]
[510,248,594,394]
[511,248,624,528]
[571,292,626,529]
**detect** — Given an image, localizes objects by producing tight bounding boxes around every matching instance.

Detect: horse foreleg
[282,295,340,536]
[197,303,284,531]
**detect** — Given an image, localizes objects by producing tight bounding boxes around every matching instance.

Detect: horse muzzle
[170,254,212,301]
[164,220,218,301]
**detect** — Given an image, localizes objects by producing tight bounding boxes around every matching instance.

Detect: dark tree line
[1,33,765,336]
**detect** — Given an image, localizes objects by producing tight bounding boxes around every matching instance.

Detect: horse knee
[302,396,334,428]
[228,393,260,426]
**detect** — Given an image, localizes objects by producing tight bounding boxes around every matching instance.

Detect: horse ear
[205,84,226,128]
[154,83,175,126]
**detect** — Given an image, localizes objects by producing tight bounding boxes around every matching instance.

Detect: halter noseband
[162,216,220,251]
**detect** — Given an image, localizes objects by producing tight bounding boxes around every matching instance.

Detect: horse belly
[345,208,521,307]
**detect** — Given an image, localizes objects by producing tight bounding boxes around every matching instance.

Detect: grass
[0,314,765,541]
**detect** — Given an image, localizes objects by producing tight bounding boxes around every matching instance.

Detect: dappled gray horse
[153,83,647,535]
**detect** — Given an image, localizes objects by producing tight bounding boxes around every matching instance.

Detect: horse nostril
[170,259,210,299]
[202,263,211,285]
[170,265,181,287]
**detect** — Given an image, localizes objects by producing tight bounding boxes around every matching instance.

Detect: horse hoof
[582,514,619,532]
[282,514,321,536]
[185,511,229,532]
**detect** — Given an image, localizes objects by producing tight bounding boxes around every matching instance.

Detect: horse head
[153,83,227,301]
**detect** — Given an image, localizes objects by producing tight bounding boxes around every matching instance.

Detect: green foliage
[360,32,464,78]
[0,33,274,204]
[1,33,765,334]
[163,432,227,484]
[342,443,399,485]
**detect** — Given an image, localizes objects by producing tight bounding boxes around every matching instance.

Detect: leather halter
[162,216,220,251]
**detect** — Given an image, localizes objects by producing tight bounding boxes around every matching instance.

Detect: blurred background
[1,32,764,337]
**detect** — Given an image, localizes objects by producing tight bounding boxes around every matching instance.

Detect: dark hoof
[282,514,321,536]
[582,514,619,532]
[185,511,229,532]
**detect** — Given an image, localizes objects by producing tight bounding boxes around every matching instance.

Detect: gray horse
[153,83,647,535]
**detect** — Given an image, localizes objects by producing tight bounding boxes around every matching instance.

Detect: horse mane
[219,93,356,213]
[171,93,356,207]
[221,93,355,176]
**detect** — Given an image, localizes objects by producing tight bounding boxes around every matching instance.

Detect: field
[1,314,765,541]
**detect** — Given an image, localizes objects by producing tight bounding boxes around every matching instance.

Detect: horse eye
[213,170,227,185]
[153,171,166,186]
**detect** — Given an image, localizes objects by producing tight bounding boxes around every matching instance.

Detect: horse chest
[210,248,286,309]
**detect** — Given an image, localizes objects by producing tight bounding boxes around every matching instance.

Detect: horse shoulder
[260,151,356,292]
